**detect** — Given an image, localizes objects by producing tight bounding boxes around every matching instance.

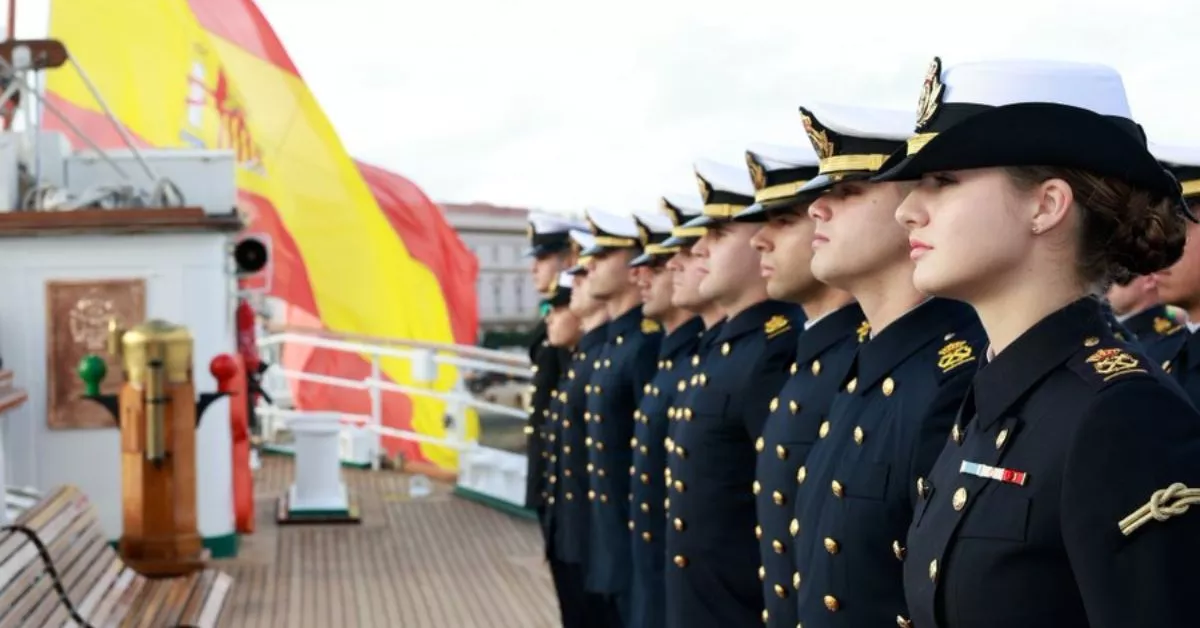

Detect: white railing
[256,328,532,471]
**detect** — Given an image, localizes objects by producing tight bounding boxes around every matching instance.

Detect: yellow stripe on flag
[46,0,477,469]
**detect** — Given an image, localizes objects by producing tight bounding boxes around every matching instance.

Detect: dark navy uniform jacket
[548,323,609,566]
[791,298,984,627]
[664,299,803,628]
[529,318,569,511]
[584,306,662,595]
[627,316,704,628]
[904,297,1200,628]
[1121,303,1187,365]
[754,303,864,628]
[666,319,725,445]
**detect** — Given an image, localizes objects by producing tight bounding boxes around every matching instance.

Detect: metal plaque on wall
[45,278,146,430]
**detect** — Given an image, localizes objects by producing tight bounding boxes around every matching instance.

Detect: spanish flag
[43,0,481,470]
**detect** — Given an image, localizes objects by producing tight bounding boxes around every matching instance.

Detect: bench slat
[193,572,233,628]
[175,569,215,625]
[0,500,97,625]
[0,486,234,628]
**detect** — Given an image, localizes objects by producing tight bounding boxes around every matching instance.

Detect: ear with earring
[1031,224,1042,235]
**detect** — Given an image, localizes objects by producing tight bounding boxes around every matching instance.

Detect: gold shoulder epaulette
[642,319,662,334]
[1084,346,1147,382]
[936,338,976,374]
[765,315,790,338]
[1153,316,1185,336]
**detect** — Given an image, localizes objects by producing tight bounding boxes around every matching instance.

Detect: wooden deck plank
[212,456,557,627]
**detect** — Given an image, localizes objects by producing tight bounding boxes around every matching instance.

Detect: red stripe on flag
[185,0,301,76]
[355,161,480,346]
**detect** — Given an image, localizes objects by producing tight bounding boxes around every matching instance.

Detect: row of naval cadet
[522,56,1200,628]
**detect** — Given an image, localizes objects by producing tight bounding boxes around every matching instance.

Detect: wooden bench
[0,485,233,627]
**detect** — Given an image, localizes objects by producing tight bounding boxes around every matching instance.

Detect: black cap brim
[660,234,696,249]
[580,244,636,257]
[524,241,571,259]
[871,102,1196,222]
[734,194,817,222]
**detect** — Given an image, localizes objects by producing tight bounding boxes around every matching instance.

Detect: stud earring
[1031,225,1042,235]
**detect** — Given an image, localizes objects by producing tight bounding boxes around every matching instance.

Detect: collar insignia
[765,315,791,338]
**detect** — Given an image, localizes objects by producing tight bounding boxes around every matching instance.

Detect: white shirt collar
[804,302,856,330]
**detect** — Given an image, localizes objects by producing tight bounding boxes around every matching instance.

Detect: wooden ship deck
[212,456,557,627]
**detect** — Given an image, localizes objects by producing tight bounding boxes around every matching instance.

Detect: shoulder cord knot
[1118,483,1200,536]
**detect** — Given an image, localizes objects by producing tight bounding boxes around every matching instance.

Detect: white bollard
[281,412,357,522]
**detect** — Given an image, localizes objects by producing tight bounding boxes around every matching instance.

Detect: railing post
[369,353,382,471]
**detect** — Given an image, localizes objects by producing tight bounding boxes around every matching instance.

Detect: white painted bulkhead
[0,230,236,542]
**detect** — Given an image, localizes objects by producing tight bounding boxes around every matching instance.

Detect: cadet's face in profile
[546,306,581,347]
[1105,276,1157,316]
[808,180,913,289]
[695,222,762,304]
[896,168,1034,300]
[569,272,599,316]
[750,206,822,302]
[641,263,675,318]
[1156,220,1200,310]
[532,253,565,293]
[667,245,708,310]
[586,249,634,300]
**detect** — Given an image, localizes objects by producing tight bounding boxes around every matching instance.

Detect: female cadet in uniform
[786,102,986,628]
[885,57,1200,628]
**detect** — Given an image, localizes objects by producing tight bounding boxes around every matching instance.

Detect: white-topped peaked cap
[525,210,587,257]
[746,142,820,171]
[872,57,1189,217]
[796,103,914,194]
[569,229,596,251]
[580,207,641,256]
[687,158,756,226]
[629,210,680,267]
[1151,142,1200,199]
[566,230,594,275]
[737,142,823,218]
[633,209,675,236]
[902,57,1134,157]
[1151,142,1200,169]
[529,210,588,235]
[661,192,703,222]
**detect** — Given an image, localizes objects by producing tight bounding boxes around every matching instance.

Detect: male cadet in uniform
[625,208,702,628]
[662,193,727,393]
[1152,143,1200,404]
[526,211,586,517]
[1106,274,1186,362]
[663,159,803,628]
[580,209,663,626]
[733,143,864,628]
[787,101,985,626]
[546,232,611,628]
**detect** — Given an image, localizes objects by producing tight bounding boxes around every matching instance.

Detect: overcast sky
[16,0,1200,214]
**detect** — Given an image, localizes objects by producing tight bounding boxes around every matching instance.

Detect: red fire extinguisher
[232,298,259,533]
